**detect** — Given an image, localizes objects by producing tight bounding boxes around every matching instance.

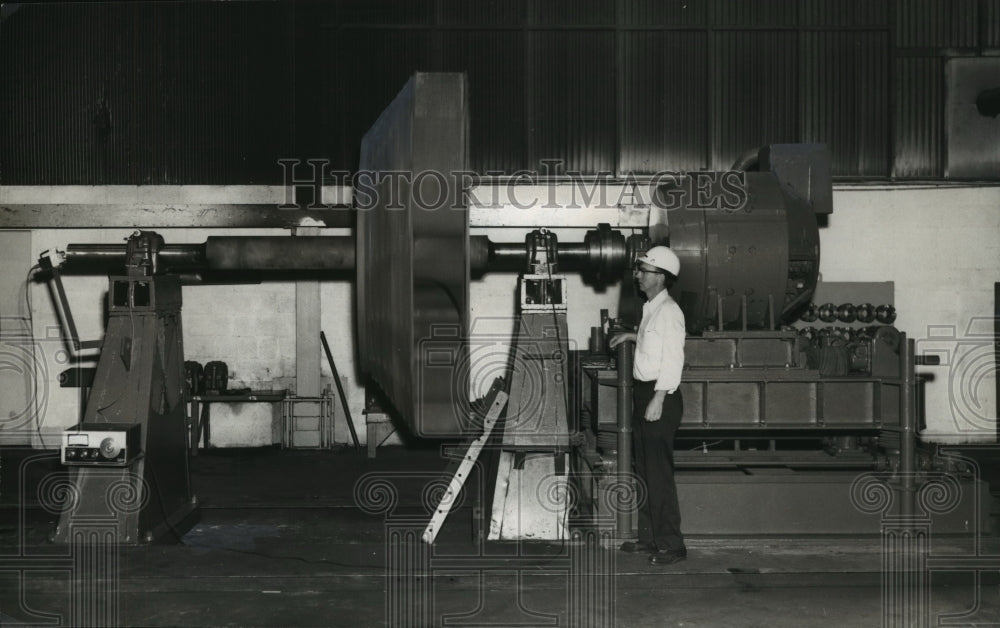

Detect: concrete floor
[3,446,1000,627]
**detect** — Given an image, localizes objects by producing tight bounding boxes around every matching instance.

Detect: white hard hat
[637,245,680,276]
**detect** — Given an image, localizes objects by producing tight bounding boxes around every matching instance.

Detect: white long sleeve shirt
[633,290,686,393]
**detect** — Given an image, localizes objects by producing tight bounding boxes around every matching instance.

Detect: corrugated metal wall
[1,0,995,183]
[1,2,292,184]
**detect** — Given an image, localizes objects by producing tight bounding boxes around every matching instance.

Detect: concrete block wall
[183,281,297,386]
[14,185,1000,448]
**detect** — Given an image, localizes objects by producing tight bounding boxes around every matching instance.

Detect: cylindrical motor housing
[665,173,821,332]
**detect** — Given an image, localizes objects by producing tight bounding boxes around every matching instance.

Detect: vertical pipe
[616,340,635,539]
[901,336,916,521]
[994,282,999,442]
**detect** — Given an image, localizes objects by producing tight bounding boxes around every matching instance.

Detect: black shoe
[619,541,656,554]
[648,548,687,565]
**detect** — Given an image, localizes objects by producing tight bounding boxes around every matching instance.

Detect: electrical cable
[25,264,49,449]
[20,263,37,332]
[543,254,572,429]
[542,246,574,535]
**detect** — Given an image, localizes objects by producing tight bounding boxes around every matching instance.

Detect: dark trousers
[632,381,684,551]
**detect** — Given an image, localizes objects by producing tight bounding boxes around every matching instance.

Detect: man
[609,245,686,565]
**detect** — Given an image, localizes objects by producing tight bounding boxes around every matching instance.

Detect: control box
[61,423,141,466]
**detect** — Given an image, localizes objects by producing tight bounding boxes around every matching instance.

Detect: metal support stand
[489,247,572,540]
[616,340,636,540]
[886,336,927,628]
[900,337,916,521]
[51,267,198,545]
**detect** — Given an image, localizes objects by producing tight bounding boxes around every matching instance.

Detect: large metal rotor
[50,73,830,440]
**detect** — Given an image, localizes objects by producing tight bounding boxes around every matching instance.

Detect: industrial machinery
[41,231,197,544]
[40,72,985,544]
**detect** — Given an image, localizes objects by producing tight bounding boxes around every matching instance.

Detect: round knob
[99,437,121,460]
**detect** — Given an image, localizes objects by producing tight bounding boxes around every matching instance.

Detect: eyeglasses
[633,265,663,275]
